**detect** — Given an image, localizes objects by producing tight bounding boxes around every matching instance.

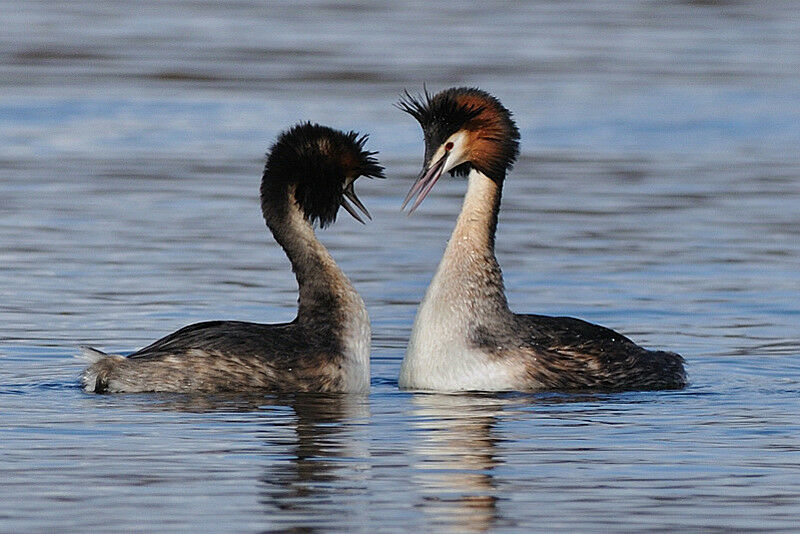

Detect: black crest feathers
[397,87,485,134]
[262,123,384,228]
[397,87,520,182]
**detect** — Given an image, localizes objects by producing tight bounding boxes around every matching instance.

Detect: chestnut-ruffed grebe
[81,123,384,394]
[397,87,686,392]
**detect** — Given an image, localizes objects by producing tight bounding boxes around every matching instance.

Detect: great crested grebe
[397,87,686,392]
[81,122,384,394]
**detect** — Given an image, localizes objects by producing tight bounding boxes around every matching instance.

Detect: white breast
[339,292,371,394]
[399,269,520,392]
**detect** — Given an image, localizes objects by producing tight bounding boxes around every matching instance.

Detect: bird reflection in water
[257,393,371,532]
[409,393,508,533]
[139,392,371,533]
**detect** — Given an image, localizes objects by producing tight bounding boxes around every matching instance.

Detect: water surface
[2,1,800,532]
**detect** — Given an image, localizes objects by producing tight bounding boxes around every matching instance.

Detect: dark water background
[1,1,800,532]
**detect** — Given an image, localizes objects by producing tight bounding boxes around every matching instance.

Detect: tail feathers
[78,345,111,363]
[78,346,125,393]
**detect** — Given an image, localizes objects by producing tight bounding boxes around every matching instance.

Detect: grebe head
[262,122,384,227]
[397,87,519,212]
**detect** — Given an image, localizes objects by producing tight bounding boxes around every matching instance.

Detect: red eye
[445,142,454,151]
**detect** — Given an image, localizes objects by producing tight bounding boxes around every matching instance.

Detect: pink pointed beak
[402,151,449,214]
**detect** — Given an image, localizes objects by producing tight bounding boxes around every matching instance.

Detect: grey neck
[262,191,357,324]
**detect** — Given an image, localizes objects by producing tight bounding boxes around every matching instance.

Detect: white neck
[400,169,515,391]
[417,169,510,323]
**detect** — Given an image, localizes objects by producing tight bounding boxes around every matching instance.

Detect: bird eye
[445,142,454,151]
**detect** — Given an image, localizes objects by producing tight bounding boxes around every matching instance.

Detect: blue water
[2,1,800,532]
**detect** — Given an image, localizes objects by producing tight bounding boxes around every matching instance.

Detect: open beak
[402,151,449,213]
[341,181,371,224]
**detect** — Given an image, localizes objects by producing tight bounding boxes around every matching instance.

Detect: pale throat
[429,168,509,317]
[450,169,501,247]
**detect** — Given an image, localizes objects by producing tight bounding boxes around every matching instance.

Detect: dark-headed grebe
[81,122,384,394]
[397,87,686,392]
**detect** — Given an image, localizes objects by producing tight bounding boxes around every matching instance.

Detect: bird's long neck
[426,168,511,323]
[262,192,362,325]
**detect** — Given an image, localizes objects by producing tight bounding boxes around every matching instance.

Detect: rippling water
[2,1,800,532]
